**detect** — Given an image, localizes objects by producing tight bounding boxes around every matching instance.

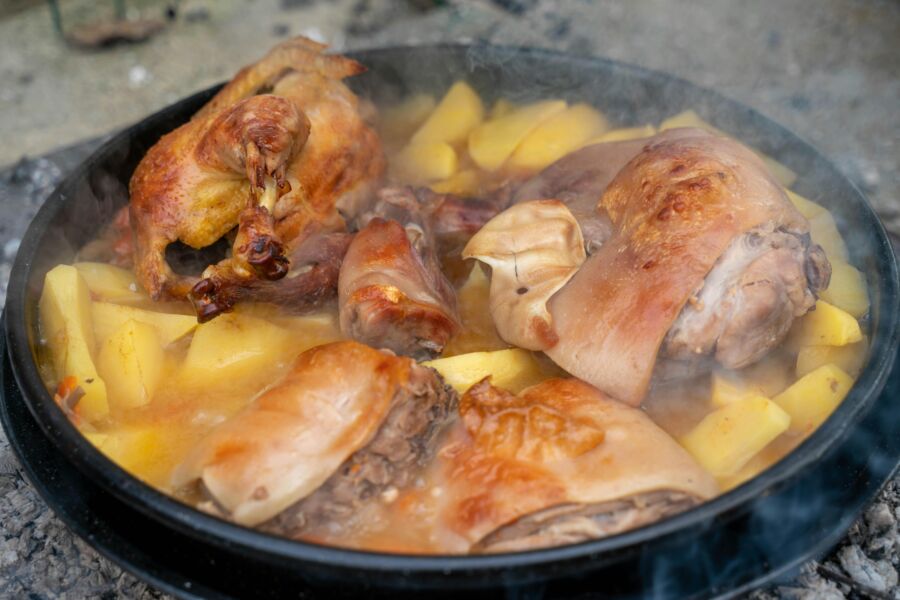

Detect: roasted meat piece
[511,137,649,254]
[130,37,385,320]
[545,128,829,405]
[172,341,456,530]
[463,200,585,350]
[339,188,460,359]
[436,378,717,553]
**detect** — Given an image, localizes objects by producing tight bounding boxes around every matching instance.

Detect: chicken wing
[130,37,385,321]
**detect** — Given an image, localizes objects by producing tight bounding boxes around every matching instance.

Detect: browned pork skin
[172,341,457,530]
[437,378,717,552]
[547,128,828,406]
[130,37,385,321]
[339,188,460,359]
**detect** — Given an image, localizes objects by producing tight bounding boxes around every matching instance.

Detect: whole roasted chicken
[130,37,385,321]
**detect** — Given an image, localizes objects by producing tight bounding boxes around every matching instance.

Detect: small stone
[128,65,151,88]
[4,238,20,260]
[838,545,898,592]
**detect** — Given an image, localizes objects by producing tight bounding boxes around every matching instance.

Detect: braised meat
[436,378,717,552]
[546,128,829,405]
[172,341,456,528]
[511,137,649,254]
[130,37,384,321]
[339,188,459,359]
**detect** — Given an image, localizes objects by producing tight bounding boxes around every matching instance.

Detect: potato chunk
[586,124,656,144]
[796,338,867,378]
[379,93,437,142]
[180,313,293,388]
[774,364,853,434]
[393,141,458,184]
[96,319,164,411]
[790,300,863,347]
[92,302,197,347]
[784,190,825,219]
[508,103,608,171]
[84,426,171,485]
[411,81,484,146]
[808,210,849,261]
[430,169,481,195]
[468,100,567,171]
[489,98,516,119]
[710,371,765,408]
[424,348,547,394]
[39,265,108,422]
[819,260,869,318]
[680,395,790,476]
[74,262,148,305]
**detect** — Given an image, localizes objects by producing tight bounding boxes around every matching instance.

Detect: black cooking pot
[2,44,899,599]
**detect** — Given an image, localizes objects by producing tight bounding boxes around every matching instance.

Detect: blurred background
[0,1,898,598]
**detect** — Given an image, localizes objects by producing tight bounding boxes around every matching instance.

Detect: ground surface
[0,0,898,598]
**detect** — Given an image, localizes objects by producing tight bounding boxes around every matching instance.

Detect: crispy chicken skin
[547,128,826,405]
[130,37,385,321]
[339,188,459,359]
[436,378,717,552]
[172,341,456,527]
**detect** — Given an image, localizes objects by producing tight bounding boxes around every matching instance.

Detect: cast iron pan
[3,44,899,598]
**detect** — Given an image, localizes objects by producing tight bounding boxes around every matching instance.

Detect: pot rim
[4,42,899,574]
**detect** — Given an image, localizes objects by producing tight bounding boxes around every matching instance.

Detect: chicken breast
[436,378,717,552]
[172,341,456,527]
[547,128,826,405]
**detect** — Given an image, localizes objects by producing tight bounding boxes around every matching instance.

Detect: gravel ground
[1,0,898,597]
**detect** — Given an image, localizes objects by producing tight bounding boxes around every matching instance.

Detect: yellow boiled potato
[796,338,867,378]
[820,260,869,318]
[92,302,197,348]
[659,109,796,186]
[424,348,546,394]
[430,169,482,196]
[74,262,148,305]
[393,141,458,184]
[790,300,862,347]
[489,98,516,119]
[680,395,790,477]
[97,319,164,411]
[710,371,765,408]
[180,313,294,388]
[808,210,849,261]
[774,364,853,434]
[585,124,656,144]
[468,100,567,171]
[508,103,608,171]
[411,81,484,146]
[441,266,508,356]
[86,427,168,482]
[39,265,108,422]
[379,93,437,141]
[785,190,825,219]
